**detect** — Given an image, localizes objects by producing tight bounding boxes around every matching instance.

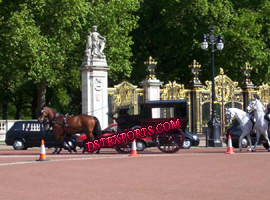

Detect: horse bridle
[247,99,258,113]
[38,109,47,123]
[225,110,233,124]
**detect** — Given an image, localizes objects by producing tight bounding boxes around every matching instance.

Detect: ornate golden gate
[160,81,191,129]
[213,68,244,133]
[108,81,144,123]
[107,59,269,135]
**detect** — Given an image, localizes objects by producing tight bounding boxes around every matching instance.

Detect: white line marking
[1,152,270,166]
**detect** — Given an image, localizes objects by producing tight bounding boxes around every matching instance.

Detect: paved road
[1,142,270,200]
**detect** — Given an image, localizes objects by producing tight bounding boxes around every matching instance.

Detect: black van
[5,121,77,150]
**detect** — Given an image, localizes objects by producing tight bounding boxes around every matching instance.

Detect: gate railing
[108,60,266,135]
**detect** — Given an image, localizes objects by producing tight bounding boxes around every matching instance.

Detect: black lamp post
[201,29,224,147]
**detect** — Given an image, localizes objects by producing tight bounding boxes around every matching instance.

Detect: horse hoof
[247,148,252,152]
[252,149,256,152]
[239,148,242,152]
[57,152,60,154]
[52,151,56,154]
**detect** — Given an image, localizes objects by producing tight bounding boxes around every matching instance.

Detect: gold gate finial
[241,62,254,88]
[188,60,202,87]
[144,56,157,80]
[219,68,224,75]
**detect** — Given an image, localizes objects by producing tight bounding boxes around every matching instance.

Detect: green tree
[87,0,140,84]
[131,0,270,86]
[0,0,140,118]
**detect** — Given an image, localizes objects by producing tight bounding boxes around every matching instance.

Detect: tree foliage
[1,0,270,119]
[0,0,140,119]
[131,0,270,86]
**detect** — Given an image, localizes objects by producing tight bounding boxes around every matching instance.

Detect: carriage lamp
[201,29,224,147]
[144,56,157,80]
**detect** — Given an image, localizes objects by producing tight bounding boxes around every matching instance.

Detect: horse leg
[238,135,243,152]
[239,131,249,152]
[52,146,57,154]
[252,133,260,152]
[58,134,67,154]
[246,134,252,152]
[72,143,77,153]
[52,141,60,154]
[57,141,63,154]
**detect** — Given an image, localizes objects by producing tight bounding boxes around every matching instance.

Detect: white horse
[247,98,270,152]
[225,107,253,151]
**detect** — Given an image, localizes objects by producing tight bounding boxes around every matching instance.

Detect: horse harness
[50,113,95,134]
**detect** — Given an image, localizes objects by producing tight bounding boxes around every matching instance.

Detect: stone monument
[140,56,163,118]
[80,26,110,129]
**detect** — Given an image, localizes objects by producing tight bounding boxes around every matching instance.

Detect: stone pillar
[79,63,110,129]
[140,79,163,102]
[80,39,110,129]
[79,25,110,129]
[140,56,163,118]
[140,79,163,118]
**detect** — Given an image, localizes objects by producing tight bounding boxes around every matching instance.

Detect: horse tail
[92,117,102,139]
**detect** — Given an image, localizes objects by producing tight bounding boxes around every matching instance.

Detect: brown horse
[38,106,102,154]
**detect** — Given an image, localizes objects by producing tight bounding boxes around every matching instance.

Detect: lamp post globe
[201,29,224,147]
[201,34,208,50]
[216,35,224,51]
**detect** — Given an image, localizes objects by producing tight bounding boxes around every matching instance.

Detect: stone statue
[86,26,106,58]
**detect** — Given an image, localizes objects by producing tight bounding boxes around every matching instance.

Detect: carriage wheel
[114,142,131,154]
[156,129,184,153]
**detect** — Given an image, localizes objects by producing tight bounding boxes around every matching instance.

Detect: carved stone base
[82,53,107,67]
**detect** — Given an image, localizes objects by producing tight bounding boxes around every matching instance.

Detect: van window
[12,123,25,131]
[28,123,40,131]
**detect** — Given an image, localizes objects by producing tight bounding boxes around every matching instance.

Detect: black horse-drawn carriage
[114,100,188,153]
[38,100,188,154]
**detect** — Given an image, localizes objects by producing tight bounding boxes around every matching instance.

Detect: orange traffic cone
[36,140,49,161]
[225,134,235,154]
[129,139,139,157]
